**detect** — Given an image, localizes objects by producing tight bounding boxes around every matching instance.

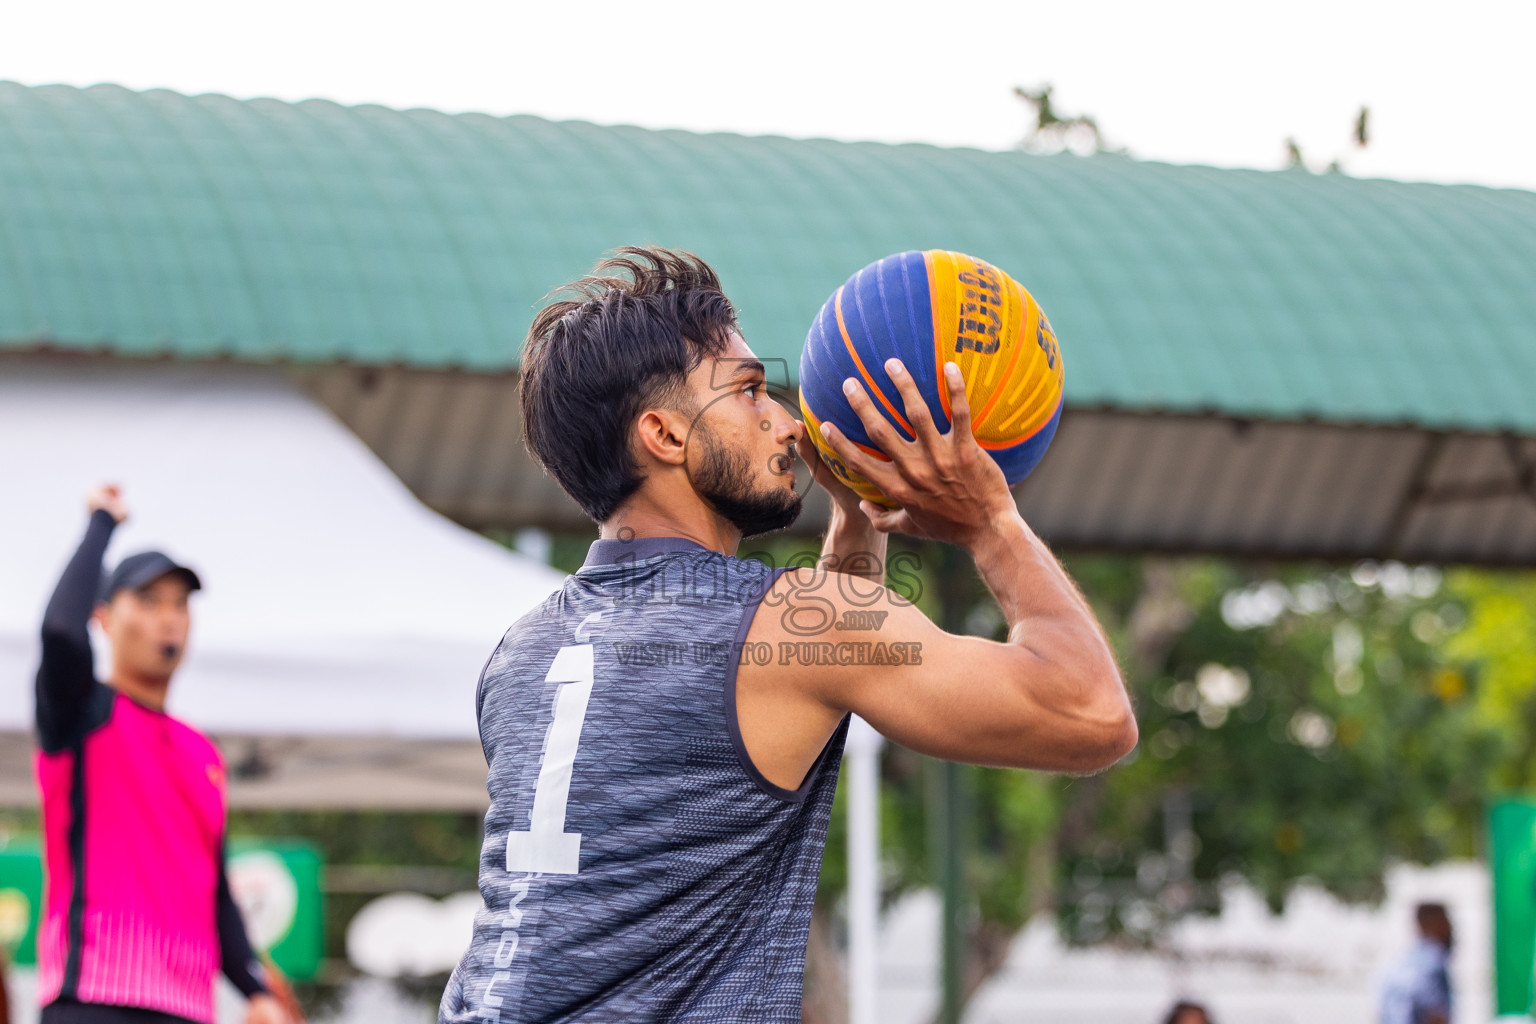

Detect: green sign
[0,836,321,981]
[228,839,324,981]
[1490,800,1536,1016]
[0,835,43,966]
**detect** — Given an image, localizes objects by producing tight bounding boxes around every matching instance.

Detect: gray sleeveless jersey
[440,536,848,1024]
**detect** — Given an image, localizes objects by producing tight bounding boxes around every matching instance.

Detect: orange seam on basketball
[995,305,1061,433]
[994,355,1059,434]
[835,284,913,438]
[984,394,1064,448]
[974,260,1008,392]
[925,250,952,424]
[802,393,892,462]
[996,371,1049,432]
[970,274,1030,432]
[852,439,893,461]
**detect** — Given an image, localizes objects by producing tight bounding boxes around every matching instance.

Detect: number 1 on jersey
[506,644,594,874]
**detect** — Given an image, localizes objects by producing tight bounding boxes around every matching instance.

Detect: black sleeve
[36,510,116,750]
[217,850,270,998]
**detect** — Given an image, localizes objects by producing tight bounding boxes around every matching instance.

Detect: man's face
[683,332,803,536]
[94,574,192,683]
[1423,913,1453,949]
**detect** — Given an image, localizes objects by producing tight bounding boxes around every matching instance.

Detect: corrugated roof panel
[2,82,1535,432]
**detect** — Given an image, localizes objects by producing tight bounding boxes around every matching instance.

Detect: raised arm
[36,487,125,750]
[738,362,1135,788]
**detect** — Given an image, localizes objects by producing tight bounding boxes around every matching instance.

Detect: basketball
[798,250,1065,507]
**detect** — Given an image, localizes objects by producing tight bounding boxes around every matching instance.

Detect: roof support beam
[293,363,1536,567]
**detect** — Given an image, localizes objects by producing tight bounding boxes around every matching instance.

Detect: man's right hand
[817,359,1017,550]
[87,484,128,524]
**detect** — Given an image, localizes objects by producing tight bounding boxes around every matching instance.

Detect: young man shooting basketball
[34,487,287,1024]
[441,248,1135,1022]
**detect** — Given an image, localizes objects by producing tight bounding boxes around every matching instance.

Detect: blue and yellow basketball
[799,250,1064,507]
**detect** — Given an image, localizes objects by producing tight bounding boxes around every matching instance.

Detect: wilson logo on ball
[799,250,1065,507]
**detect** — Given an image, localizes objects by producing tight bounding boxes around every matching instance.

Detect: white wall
[880,862,1492,1024]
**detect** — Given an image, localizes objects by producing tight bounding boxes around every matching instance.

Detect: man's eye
[743,383,759,399]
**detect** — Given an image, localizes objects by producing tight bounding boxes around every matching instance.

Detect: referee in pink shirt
[34,486,288,1024]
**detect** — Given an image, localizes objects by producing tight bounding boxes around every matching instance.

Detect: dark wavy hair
[519,247,738,522]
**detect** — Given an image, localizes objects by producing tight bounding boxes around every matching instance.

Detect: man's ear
[633,407,691,468]
[91,604,111,634]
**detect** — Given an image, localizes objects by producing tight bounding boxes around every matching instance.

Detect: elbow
[1099,705,1139,767]
[1069,688,1138,773]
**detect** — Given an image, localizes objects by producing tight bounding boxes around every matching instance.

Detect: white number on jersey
[505,644,594,874]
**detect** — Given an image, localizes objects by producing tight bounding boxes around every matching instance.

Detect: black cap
[98,551,203,604]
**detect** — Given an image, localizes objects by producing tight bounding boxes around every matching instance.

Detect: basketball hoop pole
[936,543,971,1024]
[845,715,884,1024]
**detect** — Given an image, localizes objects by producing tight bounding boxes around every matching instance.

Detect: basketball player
[440,248,1135,1022]
[34,486,287,1024]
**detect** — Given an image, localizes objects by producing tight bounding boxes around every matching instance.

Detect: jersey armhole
[473,633,510,766]
[723,566,844,804]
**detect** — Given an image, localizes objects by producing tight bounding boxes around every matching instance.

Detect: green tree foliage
[1444,569,1536,787]
[805,547,1514,1019]
[1059,557,1503,943]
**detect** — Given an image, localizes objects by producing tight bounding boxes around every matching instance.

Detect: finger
[798,429,835,481]
[841,377,913,459]
[941,361,974,439]
[859,500,913,534]
[797,420,823,464]
[819,421,907,497]
[883,358,943,448]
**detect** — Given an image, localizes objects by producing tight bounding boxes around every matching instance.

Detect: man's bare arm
[736,361,1134,788]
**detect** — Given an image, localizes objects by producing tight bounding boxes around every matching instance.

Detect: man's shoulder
[755,563,917,630]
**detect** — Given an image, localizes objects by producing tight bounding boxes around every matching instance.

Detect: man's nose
[770,406,799,445]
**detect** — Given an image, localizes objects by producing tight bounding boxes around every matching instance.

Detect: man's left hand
[797,420,864,518]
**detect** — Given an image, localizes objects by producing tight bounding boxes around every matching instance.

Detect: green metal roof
[2,82,1534,431]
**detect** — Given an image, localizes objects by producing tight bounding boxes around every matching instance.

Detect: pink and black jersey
[34,511,266,1024]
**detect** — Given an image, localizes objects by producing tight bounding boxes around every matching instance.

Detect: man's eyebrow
[724,359,766,381]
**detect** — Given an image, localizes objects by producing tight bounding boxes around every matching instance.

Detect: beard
[692,422,803,537]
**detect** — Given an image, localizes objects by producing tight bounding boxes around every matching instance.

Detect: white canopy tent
[0,360,567,807]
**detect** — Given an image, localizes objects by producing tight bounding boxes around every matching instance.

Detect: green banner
[0,835,43,967]
[0,836,322,981]
[227,839,324,981]
[1490,800,1536,1016]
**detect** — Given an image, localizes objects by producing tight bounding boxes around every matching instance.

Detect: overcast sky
[4,0,1532,191]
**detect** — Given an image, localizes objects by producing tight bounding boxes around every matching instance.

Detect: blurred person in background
[33,485,287,1024]
[1161,1000,1213,1024]
[1380,902,1454,1024]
